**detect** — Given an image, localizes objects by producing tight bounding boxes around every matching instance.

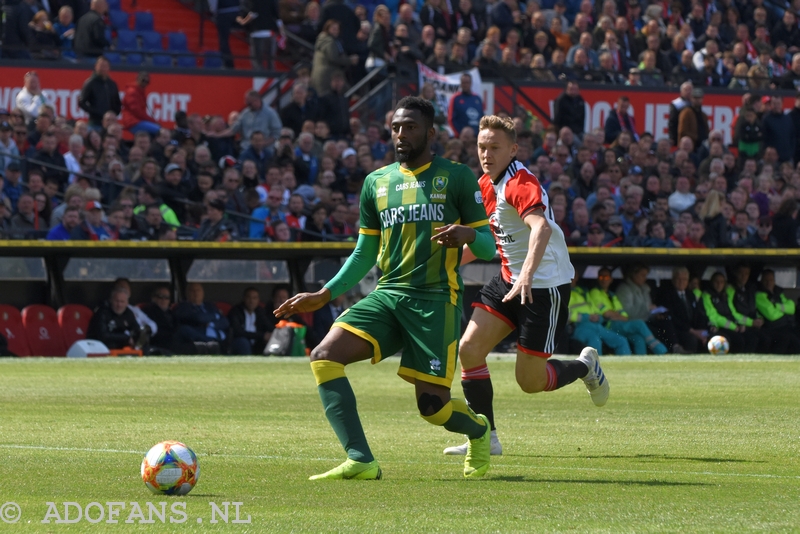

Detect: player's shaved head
[394,96,435,129]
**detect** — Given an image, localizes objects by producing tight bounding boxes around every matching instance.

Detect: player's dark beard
[396,132,429,163]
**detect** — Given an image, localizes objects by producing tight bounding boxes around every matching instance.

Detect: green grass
[0,355,798,533]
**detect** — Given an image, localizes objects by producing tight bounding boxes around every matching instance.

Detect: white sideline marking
[1,444,798,480]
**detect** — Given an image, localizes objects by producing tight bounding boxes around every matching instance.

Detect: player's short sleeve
[359,176,381,235]
[506,170,545,219]
[456,165,490,228]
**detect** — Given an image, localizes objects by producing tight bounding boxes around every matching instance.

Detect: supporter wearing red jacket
[121,72,160,136]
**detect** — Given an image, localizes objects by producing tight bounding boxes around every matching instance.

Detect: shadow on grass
[490,476,713,486]
[507,453,759,463]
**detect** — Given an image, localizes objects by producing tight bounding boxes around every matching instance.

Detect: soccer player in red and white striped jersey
[443,115,610,456]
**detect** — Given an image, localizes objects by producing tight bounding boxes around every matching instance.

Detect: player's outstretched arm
[432,224,495,261]
[503,210,551,304]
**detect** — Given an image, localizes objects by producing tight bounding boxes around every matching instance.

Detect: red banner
[0,65,285,127]
[495,85,794,146]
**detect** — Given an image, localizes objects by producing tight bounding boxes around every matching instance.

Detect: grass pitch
[0,355,798,533]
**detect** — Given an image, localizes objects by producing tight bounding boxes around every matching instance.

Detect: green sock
[311,361,374,463]
[422,398,486,440]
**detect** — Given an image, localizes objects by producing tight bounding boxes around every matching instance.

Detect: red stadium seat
[57,304,94,348]
[21,305,67,357]
[215,301,232,316]
[0,305,31,356]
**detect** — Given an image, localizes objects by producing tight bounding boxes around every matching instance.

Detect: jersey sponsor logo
[395,181,426,192]
[489,213,515,244]
[475,191,483,204]
[379,203,446,229]
[376,185,388,198]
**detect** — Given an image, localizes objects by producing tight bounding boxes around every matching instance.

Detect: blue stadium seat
[134,12,155,33]
[152,54,172,67]
[203,51,223,69]
[167,31,188,52]
[107,0,122,10]
[109,10,130,31]
[105,27,112,44]
[140,31,163,51]
[126,53,144,66]
[177,55,197,68]
[105,52,122,65]
[116,29,138,51]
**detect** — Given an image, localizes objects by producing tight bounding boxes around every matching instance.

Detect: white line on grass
[2,444,798,481]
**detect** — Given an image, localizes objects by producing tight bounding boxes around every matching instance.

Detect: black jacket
[4,2,37,53]
[239,0,280,33]
[228,303,273,342]
[174,301,230,339]
[553,92,585,137]
[320,0,361,55]
[78,74,121,127]
[317,90,350,138]
[280,100,320,137]
[88,302,141,349]
[74,10,109,57]
[731,282,759,320]
[655,285,707,334]
[141,302,179,349]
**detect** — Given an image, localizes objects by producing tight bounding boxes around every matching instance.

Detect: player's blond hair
[479,115,516,144]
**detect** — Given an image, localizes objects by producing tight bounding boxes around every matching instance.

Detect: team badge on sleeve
[475,191,483,204]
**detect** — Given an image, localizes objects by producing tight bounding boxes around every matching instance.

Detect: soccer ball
[141,441,199,495]
[707,335,730,355]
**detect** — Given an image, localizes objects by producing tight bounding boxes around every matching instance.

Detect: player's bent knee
[417,392,445,417]
[458,340,488,368]
[516,374,546,394]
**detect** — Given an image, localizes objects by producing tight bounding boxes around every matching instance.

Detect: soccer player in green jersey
[275,97,497,480]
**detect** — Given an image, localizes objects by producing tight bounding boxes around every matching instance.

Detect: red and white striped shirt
[478,159,574,287]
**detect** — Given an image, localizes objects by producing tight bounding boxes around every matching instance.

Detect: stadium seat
[105,51,122,65]
[116,29,138,51]
[140,30,163,51]
[57,305,93,349]
[127,53,144,66]
[177,55,197,68]
[215,302,232,316]
[167,31,188,52]
[107,0,121,10]
[109,10,130,31]
[203,51,223,69]
[152,54,172,67]
[21,305,67,357]
[0,305,31,356]
[134,11,155,33]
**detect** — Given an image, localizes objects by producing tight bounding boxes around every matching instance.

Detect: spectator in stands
[53,6,76,59]
[196,198,237,241]
[78,57,120,131]
[756,269,800,354]
[303,203,333,241]
[45,205,80,240]
[158,163,190,223]
[71,200,117,240]
[33,132,68,189]
[213,0,240,69]
[329,201,353,236]
[15,72,50,126]
[553,81,585,140]
[0,122,20,174]
[4,0,40,59]
[761,95,795,164]
[10,193,48,235]
[677,88,709,149]
[174,282,230,352]
[603,96,638,145]
[74,0,109,59]
[698,190,730,248]
[237,0,285,71]
[229,287,273,355]
[311,20,359,98]
[319,0,360,56]
[318,72,351,139]
[87,287,142,350]
[0,202,10,237]
[133,184,180,227]
[213,90,282,152]
[280,83,319,138]
[448,73,484,138]
[138,204,170,241]
[121,72,160,137]
[655,266,708,354]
